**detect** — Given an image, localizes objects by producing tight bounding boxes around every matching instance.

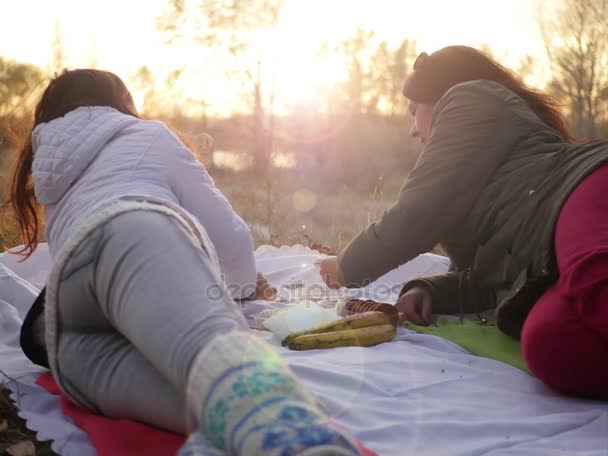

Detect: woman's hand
[319,256,343,289]
[253,273,277,301]
[396,286,433,326]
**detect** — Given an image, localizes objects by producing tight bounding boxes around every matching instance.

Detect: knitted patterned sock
[180,331,361,456]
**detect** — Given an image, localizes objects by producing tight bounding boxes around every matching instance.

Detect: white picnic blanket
[1,245,607,456]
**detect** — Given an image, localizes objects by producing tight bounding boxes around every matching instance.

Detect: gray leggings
[54,210,249,434]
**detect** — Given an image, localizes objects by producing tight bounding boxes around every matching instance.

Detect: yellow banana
[281,311,393,347]
[287,324,396,351]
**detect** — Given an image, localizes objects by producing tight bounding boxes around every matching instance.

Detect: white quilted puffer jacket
[32,106,256,299]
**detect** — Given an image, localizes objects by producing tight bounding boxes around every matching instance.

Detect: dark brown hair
[6,69,139,257]
[402,45,572,142]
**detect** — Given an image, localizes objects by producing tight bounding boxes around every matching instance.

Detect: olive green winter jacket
[337,80,608,339]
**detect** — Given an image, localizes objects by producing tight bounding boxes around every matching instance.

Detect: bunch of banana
[282,311,397,351]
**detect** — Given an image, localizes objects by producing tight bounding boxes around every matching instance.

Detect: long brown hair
[5,69,139,257]
[402,45,572,142]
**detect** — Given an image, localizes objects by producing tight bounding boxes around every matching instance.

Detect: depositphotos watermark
[204,276,402,303]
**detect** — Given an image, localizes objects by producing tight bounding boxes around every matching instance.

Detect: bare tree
[158,0,283,173]
[0,57,44,119]
[50,20,66,74]
[588,0,608,27]
[0,57,45,193]
[337,33,416,117]
[131,66,196,119]
[539,0,608,140]
[336,29,375,115]
[367,40,391,115]
[517,54,536,83]
[387,38,417,117]
[159,0,282,55]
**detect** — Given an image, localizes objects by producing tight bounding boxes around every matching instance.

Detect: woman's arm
[158,129,257,299]
[337,81,527,287]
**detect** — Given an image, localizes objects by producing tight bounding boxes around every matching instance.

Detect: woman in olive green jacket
[321,46,608,398]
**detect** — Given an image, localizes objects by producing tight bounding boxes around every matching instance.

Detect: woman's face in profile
[408,101,434,144]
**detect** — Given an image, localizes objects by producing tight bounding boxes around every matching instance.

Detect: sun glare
[274,60,343,110]
[0,0,543,115]
[249,24,347,112]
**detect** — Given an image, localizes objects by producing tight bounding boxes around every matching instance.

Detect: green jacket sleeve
[337,81,526,287]
[399,271,496,316]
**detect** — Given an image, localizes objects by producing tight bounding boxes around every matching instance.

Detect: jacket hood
[32,106,138,205]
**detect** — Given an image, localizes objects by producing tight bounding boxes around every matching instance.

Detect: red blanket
[37,373,377,456]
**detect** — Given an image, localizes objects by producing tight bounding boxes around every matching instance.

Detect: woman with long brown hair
[321,45,608,398]
[7,69,362,456]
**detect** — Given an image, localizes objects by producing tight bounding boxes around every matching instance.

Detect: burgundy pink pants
[522,165,608,398]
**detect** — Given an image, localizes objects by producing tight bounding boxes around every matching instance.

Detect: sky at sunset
[0,0,548,115]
